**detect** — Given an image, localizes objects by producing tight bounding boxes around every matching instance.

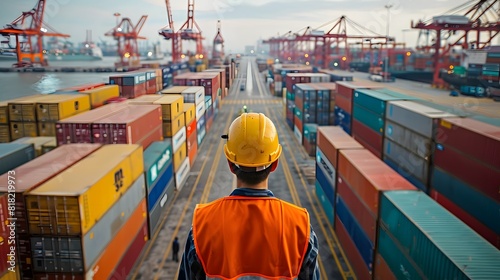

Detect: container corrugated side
[352,118,383,158]
[25,144,144,236]
[36,94,91,122]
[172,127,187,153]
[148,178,175,237]
[180,86,205,105]
[385,100,456,139]
[315,180,334,226]
[109,220,148,279]
[183,103,196,126]
[143,140,173,191]
[173,142,187,172]
[316,163,335,206]
[385,119,431,159]
[163,112,185,138]
[353,104,384,135]
[338,149,417,216]
[374,252,396,280]
[31,175,145,273]
[80,85,120,108]
[316,126,363,169]
[153,94,184,121]
[195,101,206,121]
[8,95,51,122]
[147,161,173,212]
[0,143,35,175]
[175,157,190,190]
[380,191,500,279]
[86,199,147,280]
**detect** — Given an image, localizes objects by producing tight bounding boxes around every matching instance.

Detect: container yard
[1,0,500,280]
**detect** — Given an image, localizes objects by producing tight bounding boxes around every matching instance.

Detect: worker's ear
[227,160,238,174]
[270,160,278,172]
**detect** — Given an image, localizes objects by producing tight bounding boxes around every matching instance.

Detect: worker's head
[222,113,282,186]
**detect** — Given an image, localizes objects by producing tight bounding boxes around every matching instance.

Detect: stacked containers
[334,81,383,135]
[205,96,213,133]
[35,94,91,137]
[352,89,416,158]
[285,84,295,130]
[302,124,317,157]
[336,149,417,279]
[383,101,456,192]
[12,137,56,158]
[319,69,354,82]
[184,103,198,168]
[9,95,51,140]
[377,191,500,279]
[0,143,35,175]
[57,83,106,93]
[0,144,101,280]
[312,83,337,126]
[143,140,175,237]
[25,145,145,279]
[55,102,128,145]
[109,72,147,98]
[78,85,120,108]
[0,100,10,142]
[204,69,227,99]
[316,127,363,226]
[293,84,312,144]
[153,95,189,190]
[92,104,162,150]
[285,73,329,95]
[213,64,233,89]
[431,117,500,249]
[161,66,173,89]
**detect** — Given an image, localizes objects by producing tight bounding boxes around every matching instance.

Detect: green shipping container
[143,140,173,191]
[379,191,500,279]
[353,104,384,134]
[303,123,318,143]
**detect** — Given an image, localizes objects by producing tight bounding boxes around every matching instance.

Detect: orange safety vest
[192,195,310,280]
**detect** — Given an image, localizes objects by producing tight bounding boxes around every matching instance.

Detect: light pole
[384,4,393,81]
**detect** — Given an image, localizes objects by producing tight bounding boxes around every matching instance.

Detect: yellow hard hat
[223,113,282,170]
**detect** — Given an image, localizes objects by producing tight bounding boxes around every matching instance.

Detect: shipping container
[352,118,383,158]
[379,191,500,279]
[336,81,383,101]
[55,102,128,145]
[36,94,90,122]
[373,253,396,280]
[184,103,196,126]
[0,125,10,143]
[126,94,163,105]
[172,127,187,153]
[12,137,55,157]
[0,143,35,175]
[334,106,352,135]
[159,86,190,95]
[188,134,197,168]
[186,117,197,139]
[92,104,162,149]
[180,86,205,105]
[10,121,38,140]
[37,122,55,137]
[153,95,184,121]
[195,101,206,122]
[8,95,51,122]
[26,144,144,236]
[0,269,20,280]
[317,126,363,169]
[197,115,206,146]
[163,112,185,138]
[338,149,417,216]
[148,178,175,237]
[57,83,106,93]
[69,85,120,109]
[0,101,9,124]
[173,141,187,172]
[175,157,190,190]
[315,180,334,226]
[143,140,173,193]
[86,199,147,280]
[30,174,145,273]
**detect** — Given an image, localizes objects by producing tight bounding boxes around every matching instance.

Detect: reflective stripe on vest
[193,196,310,280]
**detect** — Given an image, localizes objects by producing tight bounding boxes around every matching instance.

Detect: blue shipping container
[147,162,174,212]
[334,106,352,135]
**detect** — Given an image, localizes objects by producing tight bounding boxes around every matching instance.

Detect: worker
[178,113,320,280]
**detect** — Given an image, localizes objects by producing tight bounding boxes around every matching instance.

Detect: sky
[0,0,490,55]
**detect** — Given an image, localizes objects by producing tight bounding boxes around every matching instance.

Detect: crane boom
[165,0,174,30]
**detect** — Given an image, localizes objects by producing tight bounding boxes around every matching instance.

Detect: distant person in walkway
[178,113,320,280]
[173,237,180,262]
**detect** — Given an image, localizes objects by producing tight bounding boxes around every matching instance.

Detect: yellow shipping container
[0,100,8,124]
[25,144,144,236]
[160,86,190,95]
[153,95,184,121]
[0,268,20,280]
[80,85,120,108]
[36,94,90,122]
[10,122,38,140]
[127,94,163,104]
[8,94,50,122]
[183,103,196,126]
[0,124,10,143]
[13,136,55,157]
[38,122,56,137]
[162,112,185,137]
[173,141,187,172]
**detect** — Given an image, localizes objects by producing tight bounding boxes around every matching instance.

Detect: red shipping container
[437,118,500,170]
[317,126,363,169]
[0,144,101,278]
[336,81,382,100]
[352,119,383,159]
[146,79,157,94]
[0,194,9,276]
[56,103,128,145]
[92,105,162,150]
[337,176,377,244]
[295,97,304,112]
[186,119,197,139]
[374,253,397,280]
[335,94,352,114]
[188,140,198,168]
[294,115,303,133]
[120,84,146,98]
[335,215,371,280]
[434,144,499,202]
[430,189,500,249]
[205,114,214,133]
[187,129,197,152]
[338,149,417,216]
[109,221,148,279]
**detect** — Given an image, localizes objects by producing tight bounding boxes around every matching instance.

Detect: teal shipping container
[315,180,334,226]
[379,191,500,279]
[353,104,384,134]
[143,140,173,192]
[0,142,35,175]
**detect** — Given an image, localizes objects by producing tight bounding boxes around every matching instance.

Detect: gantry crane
[212,20,225,61]
[159,0,182,63]
[411,0,500,88]
[105,15,148,67]
[178,0,205,58]
[0,0,69,67]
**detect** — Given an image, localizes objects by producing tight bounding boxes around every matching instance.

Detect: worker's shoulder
[195,197,225,210]
[277,198,309,214]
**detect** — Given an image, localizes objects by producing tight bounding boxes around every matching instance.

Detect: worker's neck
[236,178,268,190]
